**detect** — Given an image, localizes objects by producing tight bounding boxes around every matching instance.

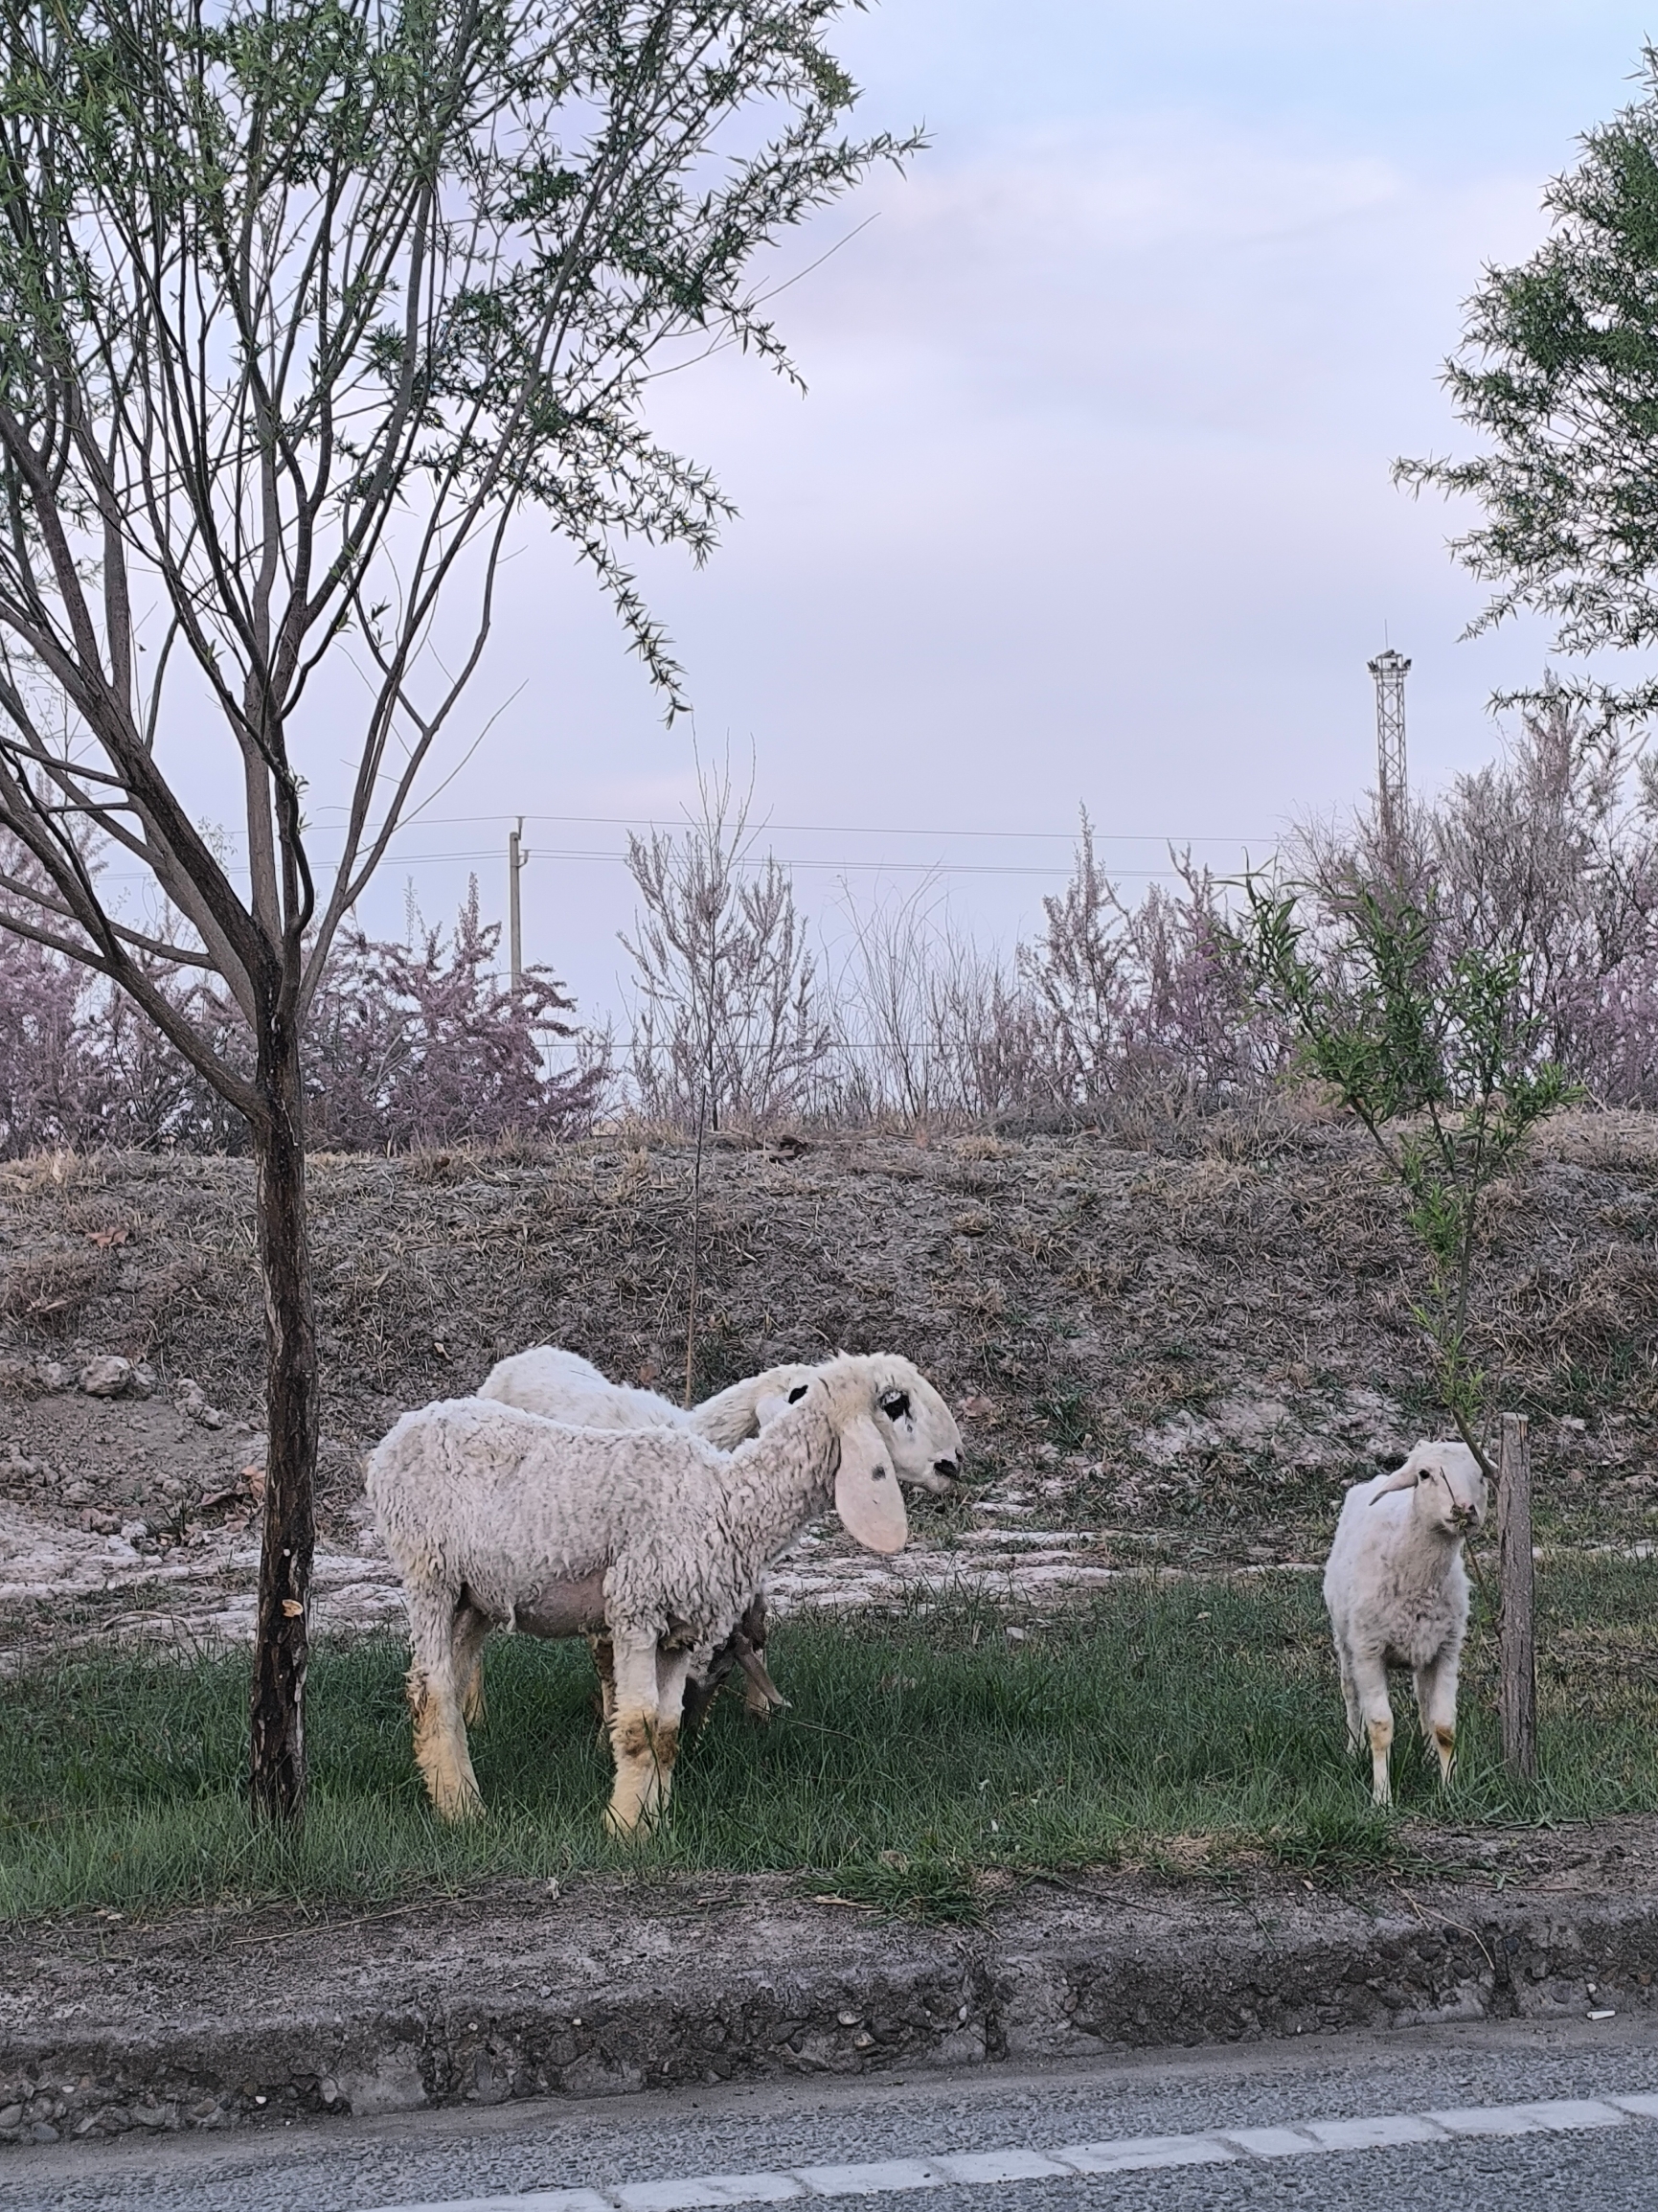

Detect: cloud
[329,35,1624,1018]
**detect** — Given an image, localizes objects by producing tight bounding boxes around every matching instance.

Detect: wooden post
[1497,1411,1536,1780]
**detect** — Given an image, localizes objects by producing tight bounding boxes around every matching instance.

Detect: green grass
[3,1559,1656,1923]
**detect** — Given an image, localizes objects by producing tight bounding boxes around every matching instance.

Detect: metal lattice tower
[1368,647,1410,839]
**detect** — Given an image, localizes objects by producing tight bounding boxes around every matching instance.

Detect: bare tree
[623,759,829,1128]
[832,878,943,1124]
[1016,809,1128,1101]
[0,0,912,1817]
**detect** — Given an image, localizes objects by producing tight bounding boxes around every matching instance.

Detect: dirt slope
[0,1108,1655,1655]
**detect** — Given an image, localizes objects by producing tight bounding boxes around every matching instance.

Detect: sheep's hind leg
[406,1588,483,1821]
[1333,1637,1362,1753]
[603,1636,690,1837]
[587,1633,618,1740]
[1415,1647,1460,1788]
[454,1598,492,1728]
[650,1646,692,1818]
[680,1664,721,1738]
[1348,1650,1394,1808]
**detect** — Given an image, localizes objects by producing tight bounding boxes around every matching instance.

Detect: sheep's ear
[751,1390,793,1429]
[1372,1453,1425,1499]
[834,1411,909,1555]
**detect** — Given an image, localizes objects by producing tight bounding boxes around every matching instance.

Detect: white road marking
[1429,2107,1550,2137]
[369,2088,1658,2212]
[1512,2098,1626,2129]
[1055,2135,1234,2175]
[1302,2115,1446,2151]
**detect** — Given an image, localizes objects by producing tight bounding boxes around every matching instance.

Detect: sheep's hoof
[432,1790,484,1824]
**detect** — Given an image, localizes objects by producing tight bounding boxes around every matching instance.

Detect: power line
[99,849,1261,884]
[308,808,1272,845]
[352,846,1248,878]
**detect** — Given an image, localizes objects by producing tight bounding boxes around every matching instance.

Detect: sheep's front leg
[736,1594,784,1721]
[603,1635,690,1837]
[1347,1649,1394,1807]
[405,1589,483,1821]
[1415,1645,1461,1788]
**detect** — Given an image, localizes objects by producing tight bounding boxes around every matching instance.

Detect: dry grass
[0,1111,1653,1546]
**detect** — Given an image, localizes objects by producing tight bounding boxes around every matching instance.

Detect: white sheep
[367,1352,962,1834]
[478,1343,960,1486]
[478,1345,815,1453]
[475,1343,960,1725]
[1323,1440,1487,1807]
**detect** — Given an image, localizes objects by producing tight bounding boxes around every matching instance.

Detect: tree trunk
[248,1018,318,1823]
[1497,1411,1537,1782]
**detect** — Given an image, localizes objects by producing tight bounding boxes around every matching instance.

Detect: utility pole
[508,818,530,991]
[1368,647,1410,867]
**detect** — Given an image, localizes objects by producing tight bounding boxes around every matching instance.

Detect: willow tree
[1398,40,1658,728]
[0,0,912,1818]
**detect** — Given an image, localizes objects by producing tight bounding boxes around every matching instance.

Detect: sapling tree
[1229,881,1578,1464]
[0,0,913,1817]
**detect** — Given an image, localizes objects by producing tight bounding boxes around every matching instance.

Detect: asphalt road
[5,2018,1658,2212]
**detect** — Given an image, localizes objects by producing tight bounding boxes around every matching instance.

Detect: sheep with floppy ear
[476,1343,962,1726]
[1323,1440,1487,1807]
[366,1352,961,1834]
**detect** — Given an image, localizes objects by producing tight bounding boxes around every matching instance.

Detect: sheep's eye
[787,1384,808,1403]
[879,1389,911,1422]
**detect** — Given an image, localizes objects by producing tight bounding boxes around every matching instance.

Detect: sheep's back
[479,1349,691,1431]
[367,1401,723,1611]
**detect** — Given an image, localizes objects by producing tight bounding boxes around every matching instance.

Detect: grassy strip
[2,1560,1655,1923]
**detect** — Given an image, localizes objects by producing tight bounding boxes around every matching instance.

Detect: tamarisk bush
[0,866,600,1155]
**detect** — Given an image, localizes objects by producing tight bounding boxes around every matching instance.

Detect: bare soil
[1,1106,1655,1658]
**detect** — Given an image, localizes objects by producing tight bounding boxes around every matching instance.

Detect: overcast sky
[318,2,1658,1022]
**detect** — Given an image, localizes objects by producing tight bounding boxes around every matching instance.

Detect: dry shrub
[0,1150,92,1196]
[952,1133,1006,1161]
[1,1250,110,1330]
[1537,1248,1658,1360]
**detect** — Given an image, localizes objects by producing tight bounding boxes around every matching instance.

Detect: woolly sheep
[477,1343,962,1723]
[367,1352,962,1834]
[1323,1440,1487,1807]
[479,1346,811,1723]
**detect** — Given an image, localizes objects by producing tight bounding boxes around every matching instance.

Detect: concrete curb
[2,1871,1655,2145]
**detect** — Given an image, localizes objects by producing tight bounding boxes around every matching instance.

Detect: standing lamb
[478,1341,961,1724]
[367,1352,960,1833]
[1323,1440,1487,1807]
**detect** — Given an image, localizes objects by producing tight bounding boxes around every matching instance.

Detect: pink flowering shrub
[0,871,601,1156]
[307,880,601,1149]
